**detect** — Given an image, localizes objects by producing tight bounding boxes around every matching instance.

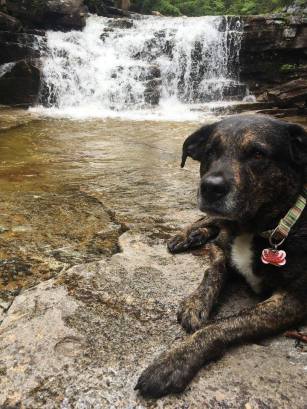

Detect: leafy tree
[130,0,296,15]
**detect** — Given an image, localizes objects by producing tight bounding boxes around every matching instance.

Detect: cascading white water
[35,15,245,121]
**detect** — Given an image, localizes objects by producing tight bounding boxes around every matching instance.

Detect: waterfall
[36,15,245,120]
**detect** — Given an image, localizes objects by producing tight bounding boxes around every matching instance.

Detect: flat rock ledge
[0,227,306,408]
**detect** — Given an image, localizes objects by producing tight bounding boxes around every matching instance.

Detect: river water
[0,112,204,303]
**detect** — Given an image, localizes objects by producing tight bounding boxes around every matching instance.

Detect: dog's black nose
[201,175,230,202]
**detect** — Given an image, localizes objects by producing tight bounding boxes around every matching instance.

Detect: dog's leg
[177,243,226,333]
[135,289,306,398]
[167,216,219,254]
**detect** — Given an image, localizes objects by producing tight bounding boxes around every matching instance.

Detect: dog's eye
[248,146,268,160]
[254,150,265,160]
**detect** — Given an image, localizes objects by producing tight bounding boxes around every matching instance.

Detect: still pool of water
[0,109,203,297]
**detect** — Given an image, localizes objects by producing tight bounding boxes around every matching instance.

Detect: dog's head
[182,115,307,225]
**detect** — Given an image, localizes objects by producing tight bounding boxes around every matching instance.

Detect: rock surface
[285,0,307,15]
[0,230,306,408]
[3,0,131,29]
[0,114,306,408]
[0,10,21,31]
[240,14,307,101]
[6,0,87,30]
[259,78,307,107]
[0,30,45,65]
[0,59,41,105]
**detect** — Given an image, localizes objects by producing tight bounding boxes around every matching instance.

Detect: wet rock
[286,1,307,15]
[255,106,307,117]
[0,31,45,65]
[0,59,41,106]
[147,64,160,80]
[136,64,161,81]
[99,27,115,41]
[218,15,242,32]
[283,26,297,39]
[107,17,133,29]
[46,0,85,14]
[0,11,22,31]
[100,18,134,40]
[6,0,87,30]
[144,77,161,105]
[212,101,275,115]
[49,9,87,31]
[132,33,172,62]
[84,0,117,16]
[241,15,307,52]
[240,15,307,97]
[105,6,131,17]
[151,10,163,16]
[107,63,161,104]
[259,78,307,107]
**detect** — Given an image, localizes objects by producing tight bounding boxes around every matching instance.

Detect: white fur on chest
[231,234,262,294]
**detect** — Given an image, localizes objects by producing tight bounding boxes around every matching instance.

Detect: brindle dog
[135,114,307,398]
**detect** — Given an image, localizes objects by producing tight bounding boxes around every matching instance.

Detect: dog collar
[259,184,307,266]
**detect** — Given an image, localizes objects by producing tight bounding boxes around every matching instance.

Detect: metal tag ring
[269,227,286,249]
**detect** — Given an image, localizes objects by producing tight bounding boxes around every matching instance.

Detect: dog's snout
[201,175,230,202]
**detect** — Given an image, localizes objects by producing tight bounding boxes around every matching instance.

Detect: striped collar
[259,184,307,247]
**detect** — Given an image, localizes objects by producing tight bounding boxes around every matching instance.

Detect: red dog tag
[261,248,286,266]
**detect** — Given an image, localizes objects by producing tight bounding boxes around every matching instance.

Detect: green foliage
[157,0,181,15]
[130,0,295,15]
[279,63,306,73]
[280,63,296,73]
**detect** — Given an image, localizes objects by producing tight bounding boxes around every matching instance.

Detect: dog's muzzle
[198,174,236,217]
[200,175,230,203]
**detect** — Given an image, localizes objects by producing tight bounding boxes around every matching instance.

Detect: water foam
[33,15,245,121]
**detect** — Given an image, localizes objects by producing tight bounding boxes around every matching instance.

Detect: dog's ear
[288,123,307,166]
[181,123,215,168]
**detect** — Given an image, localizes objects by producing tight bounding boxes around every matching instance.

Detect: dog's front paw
[135,345,201,398]
[177,293,208,333]
[167,228,209,254]
[167,232,191,254]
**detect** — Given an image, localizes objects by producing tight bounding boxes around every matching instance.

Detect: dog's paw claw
[177,296,208,333]
[167,229,209,254]
[167,234,188,254]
